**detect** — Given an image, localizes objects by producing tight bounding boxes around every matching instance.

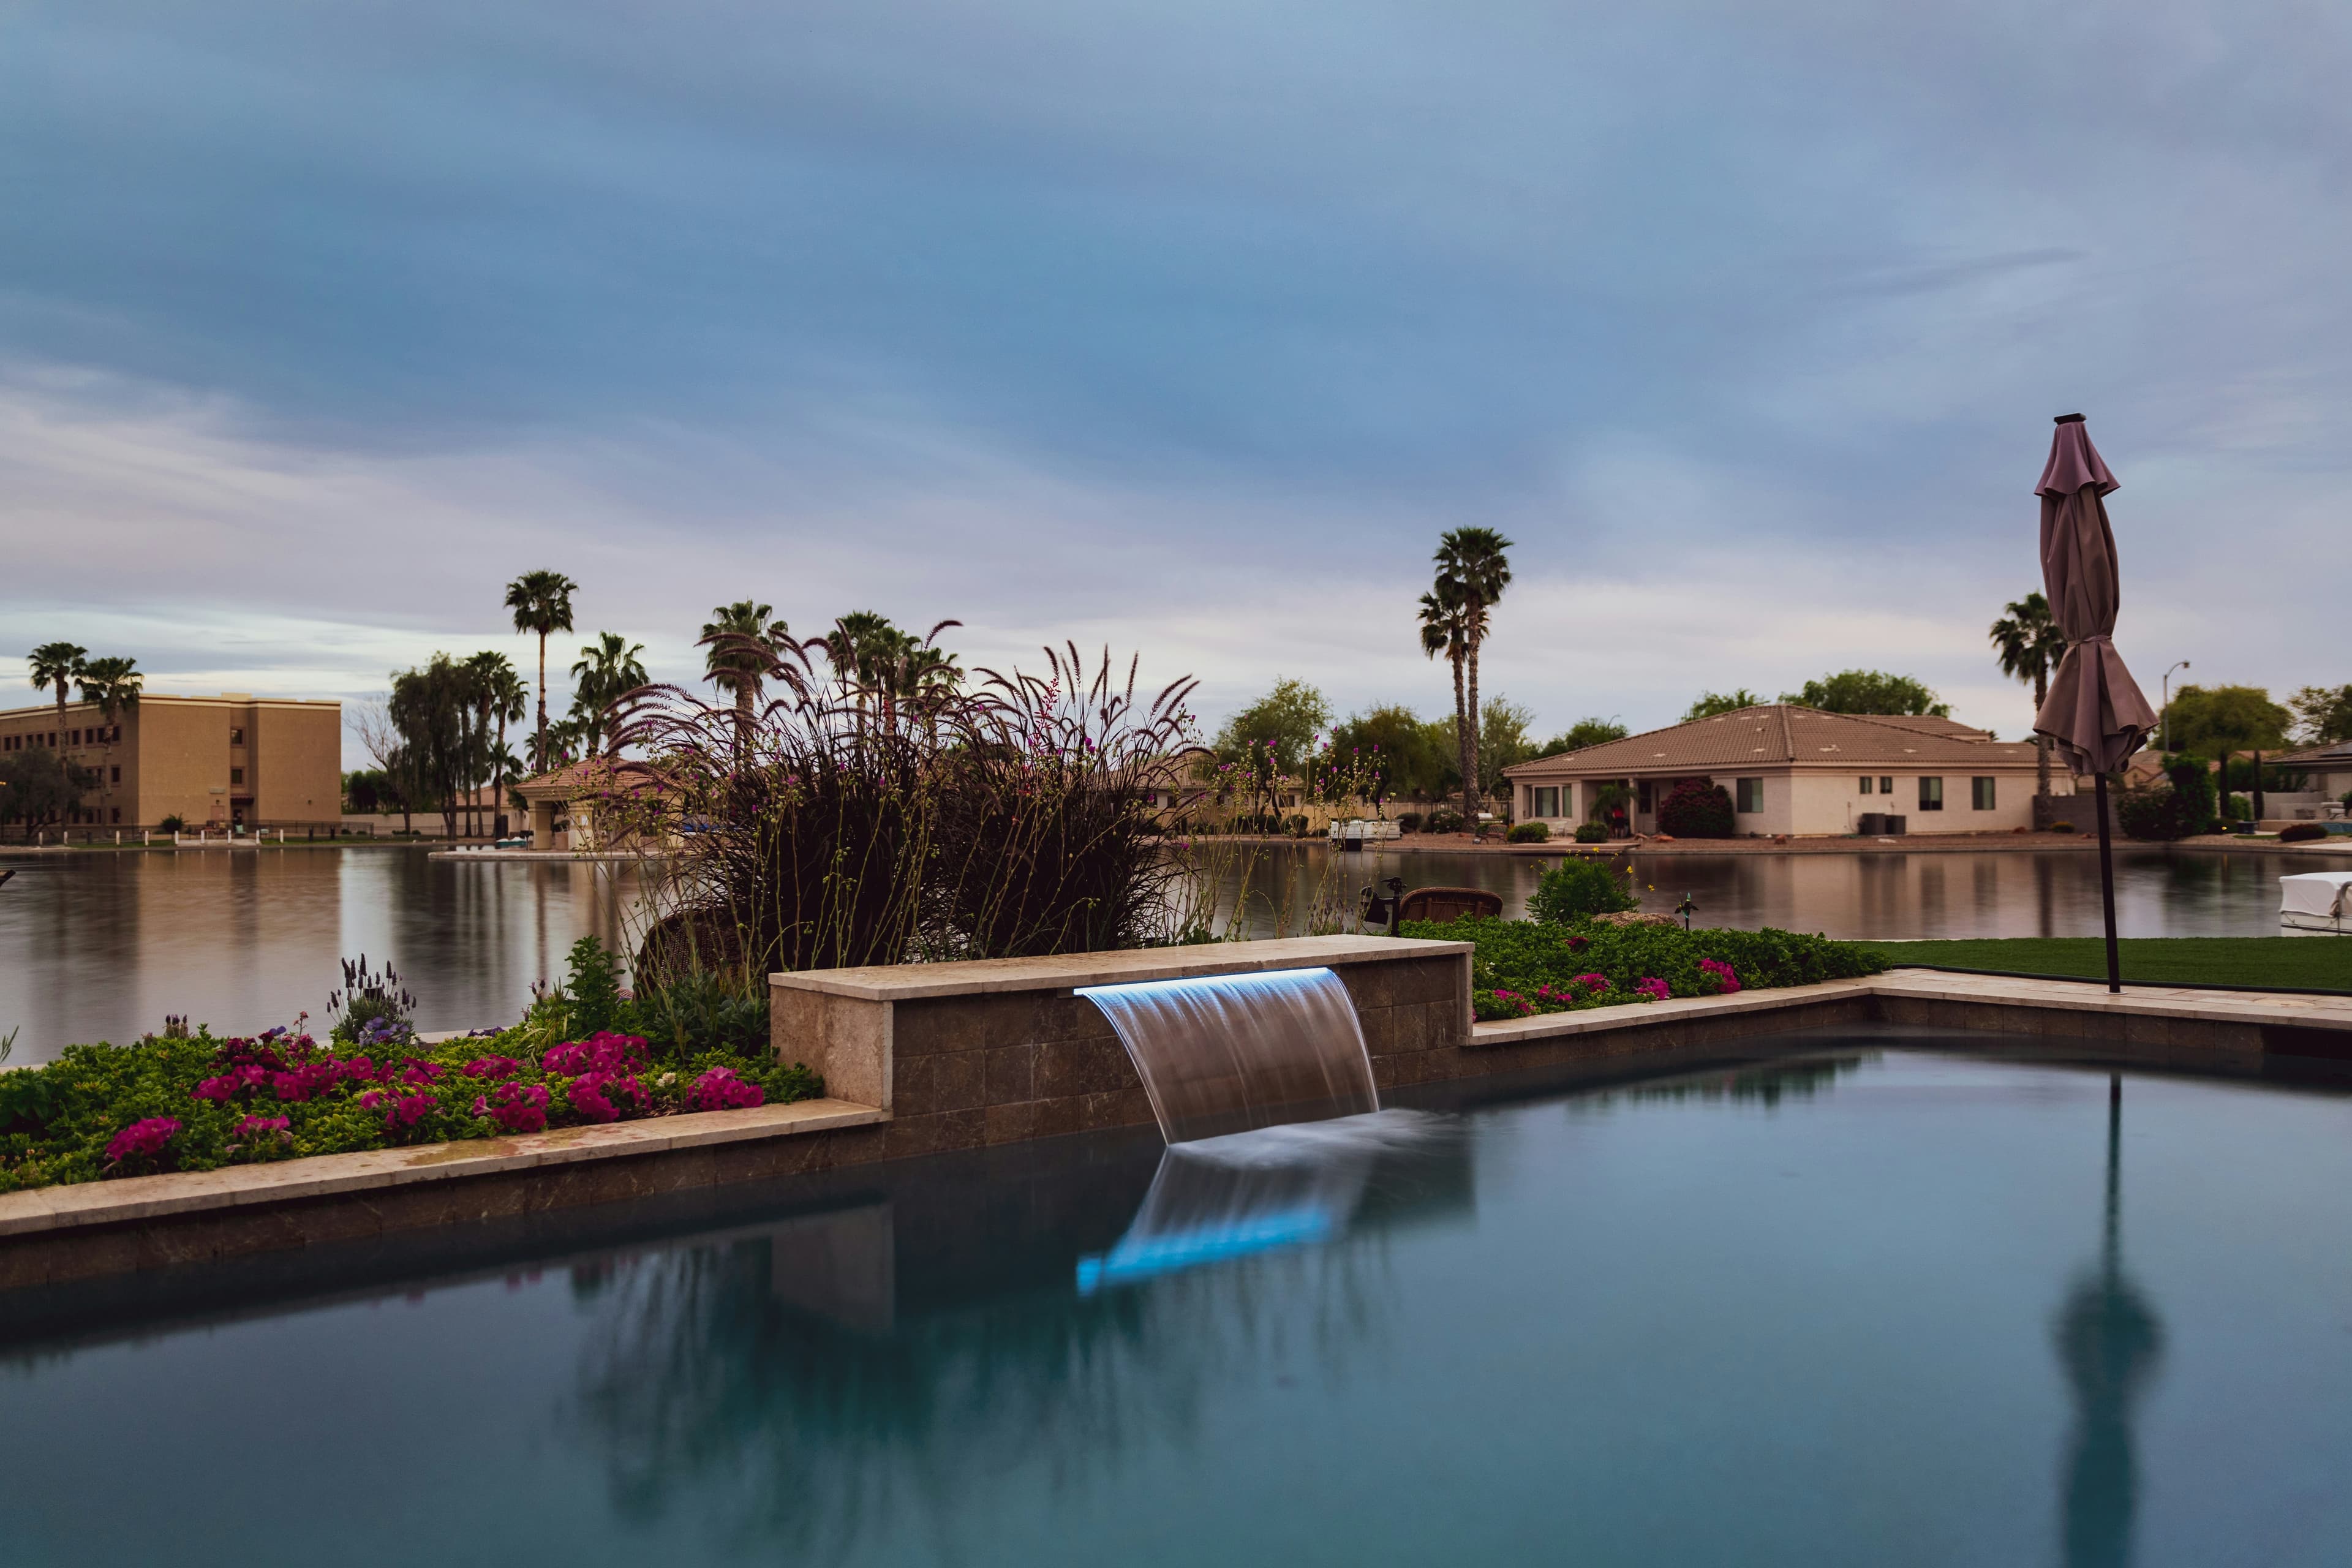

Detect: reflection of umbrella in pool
[2030,415,2158,992]
[2053,1076,2166,1568]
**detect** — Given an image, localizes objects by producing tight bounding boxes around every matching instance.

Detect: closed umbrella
[2032,413,2158,992]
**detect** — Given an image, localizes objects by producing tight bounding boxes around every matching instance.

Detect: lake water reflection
[0,842,2333,1062]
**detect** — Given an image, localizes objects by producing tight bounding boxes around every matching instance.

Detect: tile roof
[1504,705,2044,776]
[2277,739,2352,768]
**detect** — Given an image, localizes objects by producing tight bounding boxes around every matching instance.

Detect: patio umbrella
[2032,414,2158,992]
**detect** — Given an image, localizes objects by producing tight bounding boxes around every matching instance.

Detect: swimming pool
[5,1039,2349,1566]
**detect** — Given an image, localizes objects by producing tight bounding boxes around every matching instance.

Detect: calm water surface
[0,843,2335,1061]
[5,1046,2351,1566]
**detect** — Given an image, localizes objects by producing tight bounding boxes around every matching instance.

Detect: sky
[3,0,2346,765]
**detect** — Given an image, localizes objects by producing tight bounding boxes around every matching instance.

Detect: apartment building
[0,693,342,829]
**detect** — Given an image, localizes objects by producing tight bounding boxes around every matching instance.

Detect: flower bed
[1397,915,1890,1021]
[0,1022,818,1194]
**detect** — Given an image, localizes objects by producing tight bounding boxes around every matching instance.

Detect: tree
[2287,684,2352,747]
[477,654,529,831]
[570,633,650,757]
[1418,584,1472,805]
[1477,696,1536,802]
[503,570,578,773]
[1989,590,2067,798]
[28,641,87,740]
[1213,677,1332,777]
[2160,685,2288,760]
[1781,670,1950,717]
[1538,717,1629,756]
[1432,527,1513,831]
[0,746,90,831]
[1326,705,1450,807]
[1681,689,1762,722]
[75,656,143,728]
[701,600,791,752]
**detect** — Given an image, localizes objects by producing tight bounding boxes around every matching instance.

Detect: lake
[0,842,2333,1063]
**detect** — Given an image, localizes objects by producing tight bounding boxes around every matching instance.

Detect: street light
[2159,661,2190,753]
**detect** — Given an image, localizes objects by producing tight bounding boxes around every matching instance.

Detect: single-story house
[2273,739,2352,813]
[514,758,673,851]
[1502,705,2070,837]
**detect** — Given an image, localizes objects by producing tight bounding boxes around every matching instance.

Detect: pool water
[6,1043,2352,1566]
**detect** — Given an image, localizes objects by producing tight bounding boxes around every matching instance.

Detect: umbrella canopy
[2033,415,2158,774]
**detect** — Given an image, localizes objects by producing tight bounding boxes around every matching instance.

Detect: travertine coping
[1465,969,2352,1049]
[769,934,1476,1002]
[0,1098,883,1240]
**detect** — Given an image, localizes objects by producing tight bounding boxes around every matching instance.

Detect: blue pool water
[6,1041,2352,1566]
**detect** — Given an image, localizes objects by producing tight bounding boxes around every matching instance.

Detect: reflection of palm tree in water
[2054,1075,2165,1568]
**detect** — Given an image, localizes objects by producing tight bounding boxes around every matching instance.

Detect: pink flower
[463,1055,523,1081]
[105,1117,181,1164]
[1634,977,1671,1002]
[1574,973,1609,993]
[688,1067,764,1112]
[473,1082,550,1134]
[385,1093,435,1133]
[399,1059,445,1086]
[270,1061,339,1101]
[232,1114,290,1137]
[567,1070,652,1123]
[1697,958,1741,994]
[191,1075,240,1102]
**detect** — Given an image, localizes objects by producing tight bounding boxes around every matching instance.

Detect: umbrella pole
[2095,772,2120,993]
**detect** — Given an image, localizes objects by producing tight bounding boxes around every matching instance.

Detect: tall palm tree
[1432,528,1513,832]
[459,651,521,838]
[503,570,578,774]
[76,656,143,731]
[481,656,529,832]
[570,632,649,758]
[28,641,87,742]
[1989,590,2067,799]
[699,600,790,755]
[1418,587,1470,814]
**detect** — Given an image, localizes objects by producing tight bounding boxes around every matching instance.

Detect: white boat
[2280,872,2352,934]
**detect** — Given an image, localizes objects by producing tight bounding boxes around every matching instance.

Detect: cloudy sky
[3,0,2345,762]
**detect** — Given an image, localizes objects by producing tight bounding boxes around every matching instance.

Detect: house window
[1918,777,1944,811]
[1736,777,1764,813]
[1637,781,1655,813]
[230,726,245,745]
[111,766,121,784]
[230,767,246,786]
[1533,785,1561,818]
[1879,776,1893,794]
[70,729,81,745]
[1858,776,1873,794]
[1972,777,1997,811]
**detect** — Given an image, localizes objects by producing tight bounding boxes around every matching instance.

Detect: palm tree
[480,656,529,833]
[76,656,143,732]
[1989,590,2067,799]
[504,570,578,774]
[28,641,87,742]
[570,632,650,758]
[1418,587,1470,816]
[1432,528,1513,833]
[699,600,790,755]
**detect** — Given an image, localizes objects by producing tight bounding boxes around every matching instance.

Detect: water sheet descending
[1076,965,1378,1144]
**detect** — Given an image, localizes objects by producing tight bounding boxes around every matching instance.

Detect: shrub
[1422,809,1465,834]
[157,814,186,833]
[564,935,625,1037]
[1655,781,1735,838]
[1396,812,1422,833]
[2118,759,2220,842]
[1572,823,1609,843]
[327,956,417,1044]
[1528,858,1638,923]
[1401,914,1888,1019]
[1506,821,1550,843]
[1285,814,1310,838]
[2279,823,2326,843]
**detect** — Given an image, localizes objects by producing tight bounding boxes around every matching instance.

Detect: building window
[1972,777,1997,810]
[230,767,246,786]
[1736,777,1764,813]
[111,808,121,824]
[111,765,121,784]
[1637,781,1655,813]
[1858,776,1873,794]
[70,728,81,745]
[230,726,245,745]
[1918,777,1944,811]
[1533,785,1561,817]
[1879,775,1893,794]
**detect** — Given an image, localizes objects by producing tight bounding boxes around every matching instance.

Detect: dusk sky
[4,0,2345,762]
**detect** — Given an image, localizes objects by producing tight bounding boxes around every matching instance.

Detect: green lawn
[1854,937,2352,993]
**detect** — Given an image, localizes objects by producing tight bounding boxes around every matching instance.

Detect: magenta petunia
[688,1067,764,1113]
[105,1117,181,1164]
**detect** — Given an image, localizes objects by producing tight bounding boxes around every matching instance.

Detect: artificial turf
[1853,937,2352,994]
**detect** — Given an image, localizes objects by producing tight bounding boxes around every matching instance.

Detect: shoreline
[1191,831,2351,857]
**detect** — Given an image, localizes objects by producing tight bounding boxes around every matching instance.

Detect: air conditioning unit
[1857,812,1886,835]
[1881,815,1907,835]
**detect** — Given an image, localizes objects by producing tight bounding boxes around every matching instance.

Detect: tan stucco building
[1503,705,2067,838]
[0,693,342,829]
